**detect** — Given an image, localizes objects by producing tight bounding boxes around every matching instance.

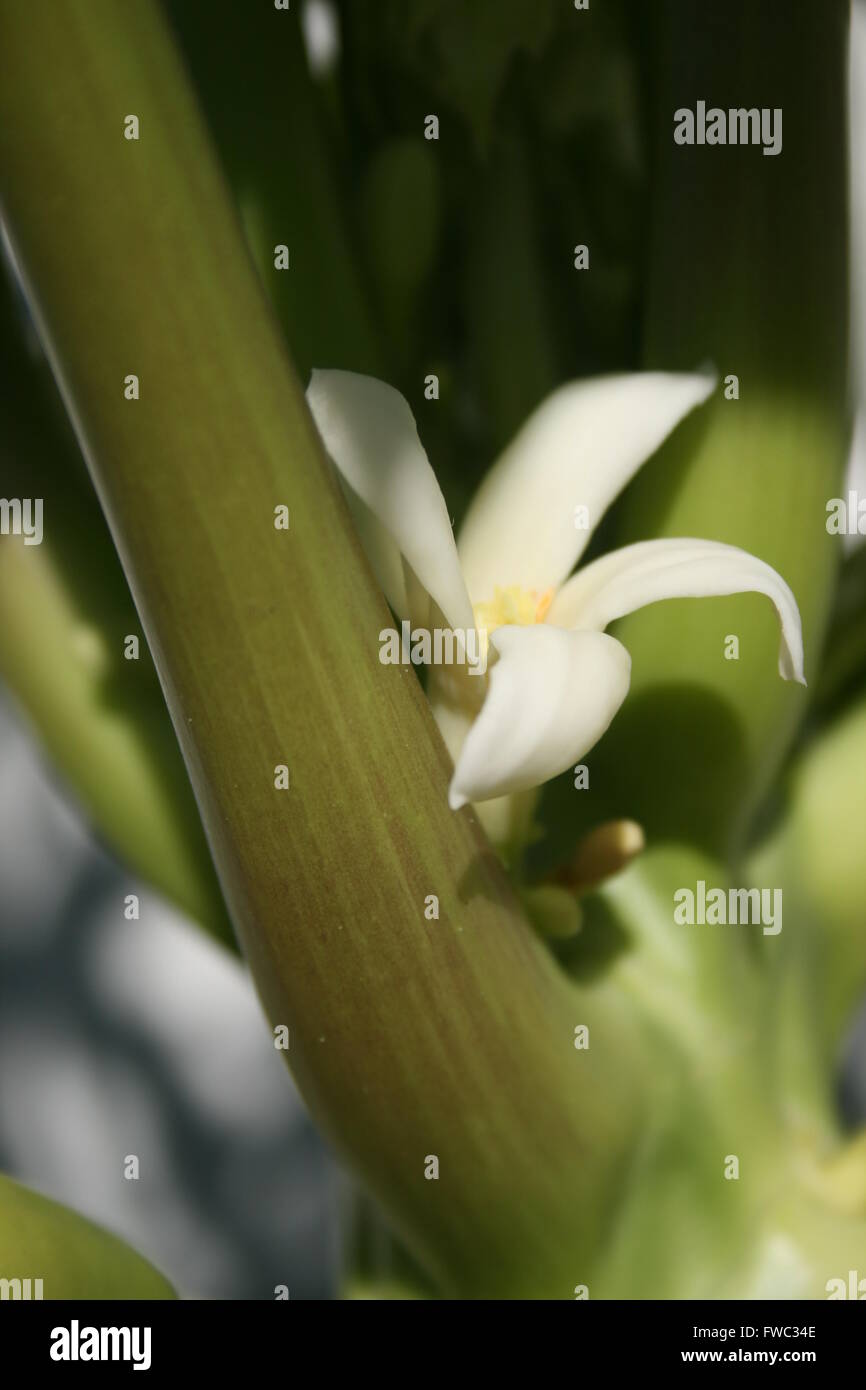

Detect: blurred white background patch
[0,696,337,1299]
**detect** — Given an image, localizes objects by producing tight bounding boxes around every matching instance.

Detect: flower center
[472,585,554,662]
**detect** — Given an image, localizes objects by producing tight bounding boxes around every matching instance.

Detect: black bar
[0,1298,861,1374]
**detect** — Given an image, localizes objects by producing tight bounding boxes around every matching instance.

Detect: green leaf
[166,0,386,381]
[340,0,557,152]
[0,1172,175,1299]
[0,270,233,947]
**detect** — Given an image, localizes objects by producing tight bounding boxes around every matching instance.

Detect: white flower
[306,369,804,823]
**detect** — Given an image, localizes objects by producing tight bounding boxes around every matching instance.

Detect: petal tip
[779,648,807,686]
[695,360,719,393]
[305,365,330,399]
[780,666,807,686]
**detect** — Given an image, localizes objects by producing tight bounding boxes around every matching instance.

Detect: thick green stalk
[0,0,646,1296]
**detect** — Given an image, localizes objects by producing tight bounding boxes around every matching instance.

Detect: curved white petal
[548,538,805,683]
[448,626,632,809]
[431,688,526,842]
[431,698,475,769]
[456,370,717,603]
[337,483,410,619]
[307,369,475,634]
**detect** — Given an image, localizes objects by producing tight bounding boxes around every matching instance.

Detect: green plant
[0,0,862,1300]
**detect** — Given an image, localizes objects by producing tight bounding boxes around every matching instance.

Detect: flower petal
[456,371,716,603]
[548,538,805,683]
[338,483,410,620]
[448,625,632,809]
[306,369,475,634]
[431,685,518,841]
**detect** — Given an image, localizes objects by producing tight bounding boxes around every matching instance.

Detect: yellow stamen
[473,585,553,636]
[471,585,556,670]
[535,587,554,623]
